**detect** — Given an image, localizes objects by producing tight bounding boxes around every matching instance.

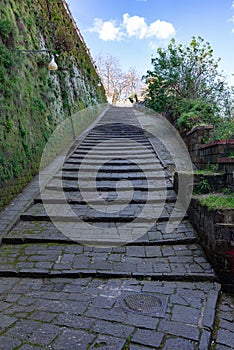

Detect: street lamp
[11,49,58,71]
[48,55,58,71]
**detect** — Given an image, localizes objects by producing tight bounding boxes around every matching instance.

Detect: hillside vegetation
[0,0,106,208]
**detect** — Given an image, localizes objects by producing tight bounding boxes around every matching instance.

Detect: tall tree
[95,54,144,102]
[143,36,232,117]
[95,54,122,100]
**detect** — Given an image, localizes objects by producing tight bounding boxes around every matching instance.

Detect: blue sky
[68,0,234,85]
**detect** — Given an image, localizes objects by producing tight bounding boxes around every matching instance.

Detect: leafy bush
[178,111,202,130]
[144,36,232,129]
[210,117,234,141]
[177,98,219,131]
[194,179,212,194]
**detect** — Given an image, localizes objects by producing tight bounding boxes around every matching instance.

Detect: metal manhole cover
[120,293,167,317]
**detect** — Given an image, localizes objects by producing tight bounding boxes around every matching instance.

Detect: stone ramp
[0,106,224,349]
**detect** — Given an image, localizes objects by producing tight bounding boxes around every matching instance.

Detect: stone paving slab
[0,242,216,278]
[211,294,234,349]
[4,220,197,244]
[0,278,221,349]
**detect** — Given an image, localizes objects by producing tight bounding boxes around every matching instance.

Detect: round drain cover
[122,293,163,314]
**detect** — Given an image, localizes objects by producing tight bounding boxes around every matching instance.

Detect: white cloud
[123,13,175,40]
[90,18,122,41]
[123,13,148,39]
[89,13,175,41]
[148,20,176,39]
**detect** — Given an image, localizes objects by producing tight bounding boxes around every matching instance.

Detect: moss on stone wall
[0,0,106,208]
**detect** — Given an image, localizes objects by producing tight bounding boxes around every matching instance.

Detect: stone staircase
[1,107,216,280]
[0,107,222,349]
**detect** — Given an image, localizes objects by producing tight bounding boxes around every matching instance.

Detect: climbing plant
[0,0,106,209]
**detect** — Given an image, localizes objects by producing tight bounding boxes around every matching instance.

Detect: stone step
[36,188,177,203]
[35,196,175,205]
[61,168,169,175]
[80,140,152,147]
[87,130,145,134]
[4,220,197,244]
[88,128,144,132]
[62,168,166,176]
[87,131,146,136]
[84,136,148,142]
[45,184,172,192]
[0,242,217,281]
[0,106,222,350]
[55,170,168,181]
[62,164,164,172]
[77,144,154,150]
[20,202,185,223]
[70,152,157,159]
[68,155,158,163]
[72,149,155,156]
[45,178,171,191]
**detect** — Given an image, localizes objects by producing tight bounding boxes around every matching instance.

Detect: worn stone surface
[212,294,234,349]
[0,106,231,349]
[0,278,221,349]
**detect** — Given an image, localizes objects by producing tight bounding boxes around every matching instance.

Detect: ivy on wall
[0,0,106,208]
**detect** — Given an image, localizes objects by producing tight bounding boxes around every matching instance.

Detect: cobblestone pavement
[211,294,234,350]
[0,106,233,349]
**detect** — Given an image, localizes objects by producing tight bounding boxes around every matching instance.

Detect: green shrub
[210,117,234,141]
[194,179,212,194]
[177,111,202,130]
[177,98,219,131]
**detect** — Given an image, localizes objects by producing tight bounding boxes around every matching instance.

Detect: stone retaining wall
[188,198,234,287]
[218,158,234,190]
[182,126,234,189]
[184,127,234,168]
[199,140,234,167]
[193,173,226,192]
[184,125,214,168]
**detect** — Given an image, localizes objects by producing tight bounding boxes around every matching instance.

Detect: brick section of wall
[199,140,234,167]
[182,126,234,189]
[184,126,214,169]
